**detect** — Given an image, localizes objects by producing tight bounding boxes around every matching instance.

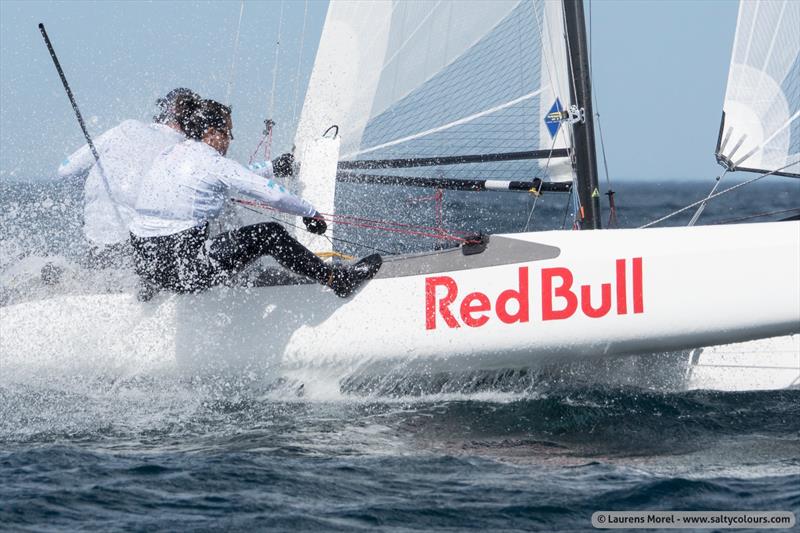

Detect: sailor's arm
[56,124,120,178]
[57,142,95,178]
[217,157,316,218]
[248,160,275,179]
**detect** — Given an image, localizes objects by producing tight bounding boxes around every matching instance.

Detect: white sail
[293,0,578,229]
[717,0,800,176]
[537,0,573,182]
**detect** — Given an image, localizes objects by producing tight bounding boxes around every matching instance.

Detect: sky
[0,0,739,182]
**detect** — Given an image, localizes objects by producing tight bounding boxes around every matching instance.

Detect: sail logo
[424,258,644,330]
[544,98,564,138]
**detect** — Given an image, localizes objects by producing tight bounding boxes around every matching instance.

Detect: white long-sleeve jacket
[131,140,315,238]
[58,120,184,245]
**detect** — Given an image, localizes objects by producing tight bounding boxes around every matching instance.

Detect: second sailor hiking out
[129,97,381,300]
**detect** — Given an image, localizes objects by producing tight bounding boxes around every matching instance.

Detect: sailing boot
[328,253,382,298]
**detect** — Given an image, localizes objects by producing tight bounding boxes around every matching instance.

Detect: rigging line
[514,0,523,98]
[341,88,546,159]
[319,232,397,256]
[268,0,285,120]
[595,113,612,188]
[234,201,396,255]
[327,219,472,243]
[639,162,797,228]
[523,131,560,232]
[586,0,617,226]
[712,207,800,225]
[560,1,580,122]
[291,0,309,125]
[571,171,582,229]
[523,191,541,232]
[687,170,729,227]
[317,211,472,237]
[232,198,473,238]
[552,0,583,229]
[588,0,592,76]
[561,184,574,229]
[225,0,246,104]
[596,113,616,226]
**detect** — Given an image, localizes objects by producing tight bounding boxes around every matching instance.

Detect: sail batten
[295,0,577,190]
[341,87,548,160]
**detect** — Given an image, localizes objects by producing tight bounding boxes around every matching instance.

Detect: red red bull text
[425,258,644,330]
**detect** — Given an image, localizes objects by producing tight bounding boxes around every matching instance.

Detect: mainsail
[716,0,800,177]
[294,0,578,225]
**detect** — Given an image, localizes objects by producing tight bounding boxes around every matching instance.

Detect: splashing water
[1,178,799,530]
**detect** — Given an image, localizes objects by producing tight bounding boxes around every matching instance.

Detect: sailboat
[1,0,798,391]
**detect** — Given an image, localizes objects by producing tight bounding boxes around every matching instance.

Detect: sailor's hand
[303,212,327,235]
[273,152,295,178]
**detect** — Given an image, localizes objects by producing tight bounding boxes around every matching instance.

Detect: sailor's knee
[259,222,287,236]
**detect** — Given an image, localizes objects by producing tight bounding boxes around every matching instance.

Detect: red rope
[248,121,275,166]
[316,211,471,236]
[232,198,475,244]
[248,135,266,166]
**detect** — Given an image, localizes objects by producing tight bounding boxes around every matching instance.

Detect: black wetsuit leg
[131,225,213,293]
[208,222,332,284]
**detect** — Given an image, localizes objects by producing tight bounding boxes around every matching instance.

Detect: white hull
[2,222,798,390]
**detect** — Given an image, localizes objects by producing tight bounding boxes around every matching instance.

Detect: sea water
[1,177,799,531]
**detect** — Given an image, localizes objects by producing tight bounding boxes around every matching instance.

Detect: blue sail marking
[545,98,563,139]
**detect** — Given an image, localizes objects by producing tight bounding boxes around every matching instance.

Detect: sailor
[130,98,380,298]
[215,153,295,234]
[57,88,197,267]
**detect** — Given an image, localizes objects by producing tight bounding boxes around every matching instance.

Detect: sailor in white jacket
[130,98,380,298]
[57,88,195,262]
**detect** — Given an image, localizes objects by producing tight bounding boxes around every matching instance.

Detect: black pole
[39,23,122,223]
[337,172,573,193]
[562,0,602,229]
[338,149,571,170]
[39,23,102,164]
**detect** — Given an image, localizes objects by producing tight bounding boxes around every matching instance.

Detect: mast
[562,0,602,229]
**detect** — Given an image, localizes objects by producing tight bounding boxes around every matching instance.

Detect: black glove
[303,213,327,235]
[272,152,295,178]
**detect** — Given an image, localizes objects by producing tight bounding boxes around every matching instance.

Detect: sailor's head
[154,87,200,131]
[185,99,233,156]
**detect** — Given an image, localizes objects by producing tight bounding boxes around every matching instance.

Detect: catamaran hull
[2,222,798,389]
